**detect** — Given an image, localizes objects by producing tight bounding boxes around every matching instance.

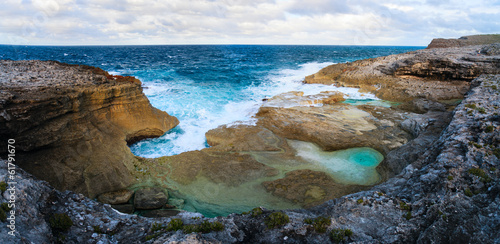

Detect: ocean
[0,45,423,158]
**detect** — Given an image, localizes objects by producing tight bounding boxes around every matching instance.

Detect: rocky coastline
[0,39,499,243]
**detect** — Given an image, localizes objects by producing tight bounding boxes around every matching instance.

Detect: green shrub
[211,221,225,231]
[465,188,474,197]
[477,107,486,114]
[49,213,73,232]
[312,216,330,233]
[182,224,198,233]
[0,208,6,222]
[404,211,412,220]
[0,181,7,193]
[251,207,263,217]
[399,201,411,211]
[494,149,500,159]
[92,225,104,234]
[151,222,164,232]
[465,104,477,109]
[330,228,353,243]
[447,176,454,181]
[265,212,290,229]
[304,218,313,224]
[468,168,492,183]
[485,125,494,133]
[166,219,184,231]
[356,198,363,204]
[1,203,11,212]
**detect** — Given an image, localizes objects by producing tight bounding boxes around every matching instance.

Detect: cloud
[0,0,498,45]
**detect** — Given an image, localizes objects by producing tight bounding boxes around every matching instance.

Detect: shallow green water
[343,98,400,107]
[138,141,385,217]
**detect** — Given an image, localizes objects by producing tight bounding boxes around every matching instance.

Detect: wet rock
[134,187,169,210]
[111,204,135,214]
[262,169,364,207]
[398,98,446,114]
[97,189,134,205]
[167,199,185,209]
[141,209,180,218]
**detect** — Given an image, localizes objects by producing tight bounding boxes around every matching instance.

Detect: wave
[130,61,377,158]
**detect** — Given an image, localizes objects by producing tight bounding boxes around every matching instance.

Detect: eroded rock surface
[0,60,179,198]
[304,44,500,102]
[1,74,498,243]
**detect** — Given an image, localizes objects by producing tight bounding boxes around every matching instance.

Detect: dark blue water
[0,45,423,156]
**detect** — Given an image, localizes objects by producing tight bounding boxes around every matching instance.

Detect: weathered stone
[0,60,179,198]
[97,189,134,205]
[426,34,500,49]
[262,169,364,207]
[1,44,499,244]
[111,204,135,214]
[398,98,447,114]
[304,45,500,102]
[134,187,169,210]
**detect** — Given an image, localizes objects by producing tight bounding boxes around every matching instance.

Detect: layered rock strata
[0,60,179,198]
[1,74,498,243]
[426,34,500,49]
[304,44,500,102]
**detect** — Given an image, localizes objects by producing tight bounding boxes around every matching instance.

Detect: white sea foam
[130,61,378,158]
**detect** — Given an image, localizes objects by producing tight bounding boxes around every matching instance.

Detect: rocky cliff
[1,74,498,243]
[427,34,500,49]
[304,44,500,102]
[1,44,499,243]
[0,60,179,198]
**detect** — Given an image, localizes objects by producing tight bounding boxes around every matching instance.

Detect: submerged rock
[134,187,169,210]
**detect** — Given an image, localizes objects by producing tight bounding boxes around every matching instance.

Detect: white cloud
[0,0,498,45]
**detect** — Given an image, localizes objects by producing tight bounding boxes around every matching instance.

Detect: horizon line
[0,43,427,47]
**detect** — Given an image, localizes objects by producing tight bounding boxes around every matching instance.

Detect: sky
[1,0,499,46]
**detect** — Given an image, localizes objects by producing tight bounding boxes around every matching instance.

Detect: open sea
[0,45,422,158]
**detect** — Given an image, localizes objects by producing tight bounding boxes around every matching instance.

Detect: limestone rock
[134,187,169,210]
[304,45,500,102]
[397,98,447,114]
[1,59,499,244]
[426,34,500,49]
[263,90,345,107]
[0,60,179,198]
[97,189,134,205]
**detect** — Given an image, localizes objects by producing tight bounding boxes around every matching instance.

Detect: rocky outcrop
[304,44,500,102]
[0,60,179,198]
[426,34,500,49]
[134,187,169,210]
[1,74,498,243]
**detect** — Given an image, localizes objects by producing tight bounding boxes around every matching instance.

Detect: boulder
[97,189,134,205]
[134,187,169,210]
